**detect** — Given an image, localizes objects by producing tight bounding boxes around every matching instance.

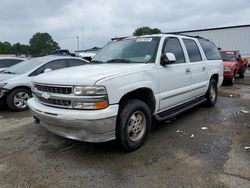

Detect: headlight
[224,67,232,72]
[74,86,107,96]
[73,85,109,110]
[0,83,7,88]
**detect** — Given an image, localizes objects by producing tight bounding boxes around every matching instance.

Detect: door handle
[202,67,206,71]
[186,68,191,73]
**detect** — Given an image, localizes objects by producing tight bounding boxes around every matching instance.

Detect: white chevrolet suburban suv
[28,34,223,151]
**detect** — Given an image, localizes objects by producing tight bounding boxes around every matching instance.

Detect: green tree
[29,32,60,55]
[133,26,161,36]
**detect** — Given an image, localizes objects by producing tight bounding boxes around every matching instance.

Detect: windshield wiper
[90,60,104,64]
[3,71,16,74]
[106,58,132,63]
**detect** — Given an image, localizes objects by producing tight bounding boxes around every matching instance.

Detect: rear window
[198,39,221,60]
[0,59,23,68]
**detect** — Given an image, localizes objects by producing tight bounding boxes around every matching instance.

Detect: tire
[205,79,217,107]
[239,68,246,79]
[6,88,31,111]
[228,76,235,85]
[116,99,152,152]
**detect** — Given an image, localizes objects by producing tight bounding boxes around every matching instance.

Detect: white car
[0,55,88,111]
[0,57,25,72]
[28,34,223,151]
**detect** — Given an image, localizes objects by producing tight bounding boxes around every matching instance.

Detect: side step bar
[155,97,207,122]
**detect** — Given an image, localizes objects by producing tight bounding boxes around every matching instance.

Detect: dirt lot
[1,74,250,188]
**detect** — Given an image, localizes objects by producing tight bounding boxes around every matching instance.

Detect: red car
[220,50,248,84]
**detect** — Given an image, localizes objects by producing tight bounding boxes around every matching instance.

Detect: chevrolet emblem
[41,92,50,100]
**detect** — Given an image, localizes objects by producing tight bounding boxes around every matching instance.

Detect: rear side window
[198,39,221,60]
[183,39,202,62]
[163,37,185,63]
[44,59,67,70]
[67,59,86,67]
[0,59,23,68]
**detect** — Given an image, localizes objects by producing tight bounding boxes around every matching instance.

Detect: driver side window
[163,37,186,64]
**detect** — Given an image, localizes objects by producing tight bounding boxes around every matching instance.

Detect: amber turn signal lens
[95,101,109,109]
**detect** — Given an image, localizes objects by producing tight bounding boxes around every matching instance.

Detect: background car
[0,55,88,111]
[0,57,26,72]
[220,50,248,84]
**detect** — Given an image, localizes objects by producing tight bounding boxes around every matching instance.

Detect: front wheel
[116,99,152,152]
[205,79,217,107]
[239,68,246,79]
[6,88,31,111]
[228,76,235,85]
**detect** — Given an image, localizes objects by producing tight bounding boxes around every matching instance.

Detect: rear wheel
[6,88,31,111]
[205,79,217,107]
[116,99,152,152]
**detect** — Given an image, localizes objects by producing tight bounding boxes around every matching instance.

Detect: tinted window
[183,39,202,62]
[220,51,236,61]
[199,39,221,60]
[0,59,23,68]
[67,59,86,67]
[163,38,185,63]
[44,60,66,70]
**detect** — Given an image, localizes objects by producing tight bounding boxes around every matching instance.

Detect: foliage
[133,26,161,36]
[0,32,60,56]
[29,32,60,55]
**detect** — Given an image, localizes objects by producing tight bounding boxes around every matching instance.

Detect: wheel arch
[118,87,156,114]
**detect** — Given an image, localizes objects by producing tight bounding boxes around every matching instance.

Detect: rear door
[182,38,208,98]
[158,37,192,111]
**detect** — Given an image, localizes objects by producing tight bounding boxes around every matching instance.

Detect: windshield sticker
[136,38,153,42]
[145,55,151,60]
[226,52,235,55]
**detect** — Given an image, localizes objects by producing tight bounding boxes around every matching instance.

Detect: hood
[223,61,236,67]
[0,73,20,82]
[34,63,146,85]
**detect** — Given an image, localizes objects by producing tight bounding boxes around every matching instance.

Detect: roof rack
[163,32,206,39]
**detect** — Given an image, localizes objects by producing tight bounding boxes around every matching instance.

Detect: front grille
[37,96,71,107]
[35,84,72,94]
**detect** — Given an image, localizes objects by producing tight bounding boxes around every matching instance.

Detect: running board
[155,97,207,122]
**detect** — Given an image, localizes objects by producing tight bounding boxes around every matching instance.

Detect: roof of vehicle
[0,56,26,60]
[219,50,239,52]
[113,34,207,41]
[30,55,88,63]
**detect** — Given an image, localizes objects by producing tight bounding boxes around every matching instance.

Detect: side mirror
[43,68,52,73]
[161,53,176,66]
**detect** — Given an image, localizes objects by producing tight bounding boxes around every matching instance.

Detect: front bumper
[27,98,119,143]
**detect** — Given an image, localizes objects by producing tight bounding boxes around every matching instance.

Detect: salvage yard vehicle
[28,34,223,151]
[0,57,26,72]
[220,50,248,84]
[0,56,88,111]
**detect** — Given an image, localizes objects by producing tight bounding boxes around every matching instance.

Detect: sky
[0,0,249,52]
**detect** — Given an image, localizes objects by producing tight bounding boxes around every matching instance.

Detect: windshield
[2,58,45,74]
[220,51,236,61]
[92,37,160,63]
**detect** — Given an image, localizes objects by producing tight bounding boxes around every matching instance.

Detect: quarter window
[183,39,202,62]
[163,38,185,63]
[198,39,221,60]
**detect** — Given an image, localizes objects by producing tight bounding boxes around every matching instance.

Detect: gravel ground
[0,75,250,188]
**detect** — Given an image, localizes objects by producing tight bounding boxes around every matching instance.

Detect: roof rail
[163,32,206,39]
